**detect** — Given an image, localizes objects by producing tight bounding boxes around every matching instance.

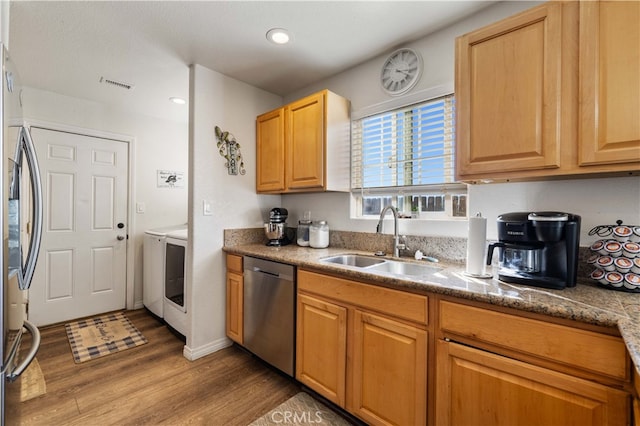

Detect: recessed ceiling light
[266,28,292,45]
[169,97,186,105]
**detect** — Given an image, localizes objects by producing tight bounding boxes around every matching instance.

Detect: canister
[309,221,329,248]
[297,220,311,246]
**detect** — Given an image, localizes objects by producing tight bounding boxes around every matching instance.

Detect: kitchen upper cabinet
[455,0,640,182]
[455,2,564,178]
[256,108,285,192]
[297,269,429,426]
[256,90,350,194]
[579,0,640,166]
[296,293,347,406]
[225,254,243,344]
[436,340,630,426]
[286,93,325,190]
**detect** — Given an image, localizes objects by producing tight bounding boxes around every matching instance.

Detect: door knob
[117,235,125,241]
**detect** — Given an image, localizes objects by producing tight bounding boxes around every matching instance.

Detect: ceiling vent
[99,76,135,90]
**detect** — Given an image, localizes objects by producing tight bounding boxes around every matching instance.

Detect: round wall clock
[380,48,422,96]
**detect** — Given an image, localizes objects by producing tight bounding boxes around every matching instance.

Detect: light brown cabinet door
[256,108,286,192]
[579,0,640,166]
[456,3,563,178]
[435,340,630,426]
[286,92,325,190]
[296,293,347,406]
[634,369,640,426]
[349,310,427,426]
[225,270,243,344]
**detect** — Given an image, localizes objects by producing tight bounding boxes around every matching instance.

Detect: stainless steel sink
[319,254,441,278]
[367,260,441,277]
[320,254,385,268]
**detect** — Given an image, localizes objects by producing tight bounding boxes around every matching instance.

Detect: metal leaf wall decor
[215,126,245,175]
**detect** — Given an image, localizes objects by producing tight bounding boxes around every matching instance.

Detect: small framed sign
[157,170,185,188]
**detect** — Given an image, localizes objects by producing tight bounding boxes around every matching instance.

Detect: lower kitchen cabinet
[296,293,347,406]
[297,269,429,426]
[435,339,630,426]
[230,257,637,426]
[349,309,427,426]
[436,298,632,425]
[225,254,243,344]
[634,368,640,426]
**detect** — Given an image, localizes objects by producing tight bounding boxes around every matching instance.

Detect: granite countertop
[224,243,640,378]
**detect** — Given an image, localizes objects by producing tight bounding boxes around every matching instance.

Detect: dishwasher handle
[243,256,296,282]
[251,266,280,278]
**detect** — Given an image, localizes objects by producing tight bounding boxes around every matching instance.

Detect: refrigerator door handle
[18,126,43,290]
[0,328,24,376]
[5,320,41,382]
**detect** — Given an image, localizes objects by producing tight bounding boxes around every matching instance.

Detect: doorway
[27,127,130,326]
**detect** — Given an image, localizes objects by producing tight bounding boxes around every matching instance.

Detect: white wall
[1,0,9,47]
[21,87,189,308]
[281,0,640,246]
[186,64,281,359]
[284,1,541,111]
[469,177,640,244]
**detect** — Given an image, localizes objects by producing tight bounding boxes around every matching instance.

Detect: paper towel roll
[466,213,487,276]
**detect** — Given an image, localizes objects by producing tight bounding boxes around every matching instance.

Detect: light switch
[136,202,146,214]
[203,200,212,216]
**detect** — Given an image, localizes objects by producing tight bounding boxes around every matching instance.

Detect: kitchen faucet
[376,205,406,258]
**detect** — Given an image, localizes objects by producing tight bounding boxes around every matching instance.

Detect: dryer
[143,224,186,317]
[164,228,189,336]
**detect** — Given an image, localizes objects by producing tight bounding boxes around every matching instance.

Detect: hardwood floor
[7,309,301,425]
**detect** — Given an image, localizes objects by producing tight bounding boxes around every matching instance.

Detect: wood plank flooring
[7,309,301,425]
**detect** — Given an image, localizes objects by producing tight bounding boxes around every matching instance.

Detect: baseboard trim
[183,337,232,361]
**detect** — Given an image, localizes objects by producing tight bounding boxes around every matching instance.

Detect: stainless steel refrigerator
[0,43,43,424]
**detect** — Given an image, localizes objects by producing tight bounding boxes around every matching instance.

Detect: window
[351,94,466,218]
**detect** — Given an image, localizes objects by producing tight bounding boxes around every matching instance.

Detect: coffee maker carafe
[264,207,291,246]
[486,212,581,289]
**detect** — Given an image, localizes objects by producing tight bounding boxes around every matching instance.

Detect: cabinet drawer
[439,300,628,380]
[299,270,428,324]
[226,254,243,274]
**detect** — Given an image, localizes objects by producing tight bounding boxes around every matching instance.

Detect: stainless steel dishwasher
[243,256,295,377]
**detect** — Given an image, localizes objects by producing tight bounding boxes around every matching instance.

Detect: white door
[28,127,129,326]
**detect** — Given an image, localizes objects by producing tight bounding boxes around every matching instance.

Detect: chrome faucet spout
[376,206,402,257]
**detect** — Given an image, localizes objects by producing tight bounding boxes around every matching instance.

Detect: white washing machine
[164,228,189,336]
[143,224,187,318]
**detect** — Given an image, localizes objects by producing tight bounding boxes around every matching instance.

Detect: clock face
[380,48,422,96]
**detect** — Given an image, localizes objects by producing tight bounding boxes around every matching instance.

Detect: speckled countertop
[223,242,640,378]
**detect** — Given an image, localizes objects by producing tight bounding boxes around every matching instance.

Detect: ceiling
[8,1,495,122]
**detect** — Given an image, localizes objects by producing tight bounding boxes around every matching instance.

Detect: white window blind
[352,94,456,189]
[351,94,466,217]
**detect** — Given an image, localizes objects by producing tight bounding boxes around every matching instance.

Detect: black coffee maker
[486,212,581,289]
